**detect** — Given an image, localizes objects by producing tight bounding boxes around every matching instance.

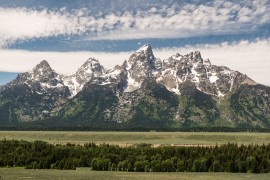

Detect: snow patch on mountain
[125,72,141,92]
[63,58,104,97]
[209,74,218,83]
[98,67,122,86]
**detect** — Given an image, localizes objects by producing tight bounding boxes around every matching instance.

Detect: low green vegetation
[0,139,269,173]
[0,168,269,180]
[0,131,269,145]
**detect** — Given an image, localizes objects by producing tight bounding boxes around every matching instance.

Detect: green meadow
[0,131,269,146]
[0,168,269,180]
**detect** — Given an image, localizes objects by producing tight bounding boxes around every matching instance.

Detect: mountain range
[0,44,269,129]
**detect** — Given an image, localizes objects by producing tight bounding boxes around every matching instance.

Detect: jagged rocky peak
[8,60,60,88]
[35,59,50,68]
[82,58,104,74]
[75,58,104,79]
[136,43,153,53]
[32,60,52,73]
[28,60,66,92]
[63,58,105,97]
[29,60,57,81]
[128,44,156,69]
[192,51,202,61]
[3,59,69,99]
[124,44,157,92]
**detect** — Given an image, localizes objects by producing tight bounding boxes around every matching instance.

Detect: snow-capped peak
[76,58,103,75]
[124,44,157,92]
[5,60,68,96]
[36,59,50,67]
[29,59,52,73]
[136,44,152,53]
[26,60,59,82]
[63,58,105,97]
[127,44,156,67]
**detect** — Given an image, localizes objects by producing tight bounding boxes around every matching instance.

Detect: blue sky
[0,0,270,85]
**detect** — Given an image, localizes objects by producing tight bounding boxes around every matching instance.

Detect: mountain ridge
[0,44,269,129]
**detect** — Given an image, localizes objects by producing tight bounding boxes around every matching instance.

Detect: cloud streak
[0,7,88,47]
[0,49,130,74]
[0,0,269,46]
[0,39,269,86]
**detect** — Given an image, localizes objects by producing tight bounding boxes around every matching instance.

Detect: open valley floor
[0,131,269,146]
[0,168,269,180]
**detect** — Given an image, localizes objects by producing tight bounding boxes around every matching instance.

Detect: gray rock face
[63,58,105,97]
[124,44,156,92]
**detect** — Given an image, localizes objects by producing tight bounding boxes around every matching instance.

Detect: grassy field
[0,168,269,180]
[0,131,269,146]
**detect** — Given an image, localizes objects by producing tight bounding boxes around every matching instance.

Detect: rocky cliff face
[63,58,105,97]
[0,44,269,128]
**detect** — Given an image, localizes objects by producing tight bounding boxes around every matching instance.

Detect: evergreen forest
[0,139,269,173]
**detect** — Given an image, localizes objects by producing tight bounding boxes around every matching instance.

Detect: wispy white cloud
[0,39,269,86]
[0,7,90,47]
[0,0,269,46]
[93,0,270,40]
[0,49,130,74]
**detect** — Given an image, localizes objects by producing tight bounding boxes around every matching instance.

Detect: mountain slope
[229,84,270,127]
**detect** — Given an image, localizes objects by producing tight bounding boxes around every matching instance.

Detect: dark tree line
[0,139,269,173]
[2,122,270,132]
